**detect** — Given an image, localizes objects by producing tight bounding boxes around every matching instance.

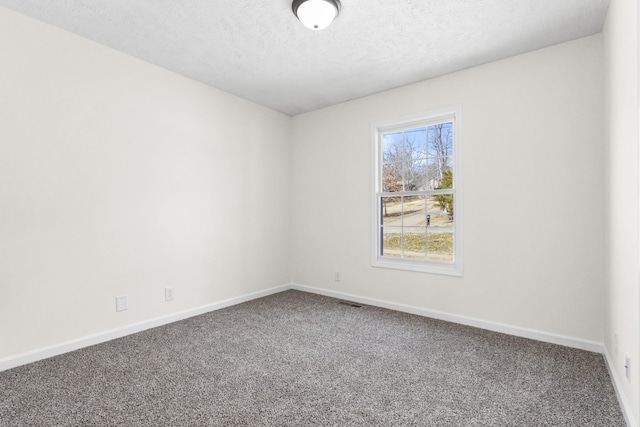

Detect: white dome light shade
[292,0,341,31]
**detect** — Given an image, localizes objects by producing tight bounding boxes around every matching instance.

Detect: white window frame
[371,105,463,276]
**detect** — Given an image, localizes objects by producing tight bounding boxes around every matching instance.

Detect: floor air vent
[338,301,362,308]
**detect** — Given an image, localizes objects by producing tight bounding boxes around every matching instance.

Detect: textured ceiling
[0,0,609,116]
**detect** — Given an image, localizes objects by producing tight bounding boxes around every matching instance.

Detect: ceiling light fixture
[292,0,342,31]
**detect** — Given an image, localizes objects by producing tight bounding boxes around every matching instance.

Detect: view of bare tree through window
[379,122,454,262]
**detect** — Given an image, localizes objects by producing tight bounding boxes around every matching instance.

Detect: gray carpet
[0,290,625,426]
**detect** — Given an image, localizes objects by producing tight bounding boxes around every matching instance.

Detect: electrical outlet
[625,354,631,382]
[334,271,341,282]
[165,287,175,301]
[116,295,128,312]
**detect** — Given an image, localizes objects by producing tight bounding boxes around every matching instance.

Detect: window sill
[372,257,463,277]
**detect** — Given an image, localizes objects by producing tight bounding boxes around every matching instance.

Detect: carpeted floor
[0,290,626,426]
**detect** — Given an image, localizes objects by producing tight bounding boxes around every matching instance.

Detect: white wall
[603,0,640,423]
[291,35,605,342]
[0,7,291,359]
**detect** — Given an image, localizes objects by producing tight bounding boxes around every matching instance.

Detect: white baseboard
[0,284,291,372]
[3,282,629,423]
[290,283,604,353]
[604,345,637,427]
[0,282,607,370]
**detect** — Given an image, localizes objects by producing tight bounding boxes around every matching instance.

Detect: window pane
[403,226,426,259]
[428,122,453,157]
[402,195,426,226]
[404,160,427,191]
[427,194,454,228]
[382,132,403,163]
[428,157,452,189]
[382,162,403,192]
[382,228,402,258]
[381,196,402,225]
[404,127,427,160]
[427,231,454,262]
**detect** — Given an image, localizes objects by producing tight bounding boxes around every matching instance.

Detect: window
[371,106,462,276]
